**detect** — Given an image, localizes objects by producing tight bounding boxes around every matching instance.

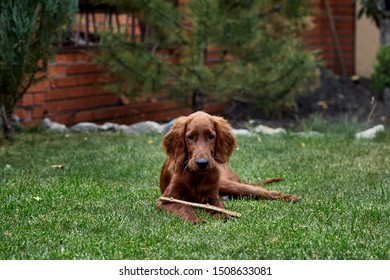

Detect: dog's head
[163,111,237,173]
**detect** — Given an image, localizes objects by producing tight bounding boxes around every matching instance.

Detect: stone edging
[41,117,386,140]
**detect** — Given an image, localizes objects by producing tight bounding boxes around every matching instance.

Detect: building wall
[355,2,380,78]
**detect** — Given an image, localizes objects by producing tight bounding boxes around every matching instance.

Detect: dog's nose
[195,158,209,169]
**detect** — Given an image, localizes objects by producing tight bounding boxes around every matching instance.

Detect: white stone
[70,122,100,133]
[355,125,385,140]
[254,124,286,136]
[42,117,69,133]
[99,122,121,132]
[232,128,251,137]
[122,121,163,135]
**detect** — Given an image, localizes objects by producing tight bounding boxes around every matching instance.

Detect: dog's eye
[208,134,215,140]
[187,135,194,141]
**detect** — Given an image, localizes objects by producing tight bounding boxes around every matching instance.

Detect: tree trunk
[380,17,390,45]
[1,106,15,142]
[191,89,205,111]
[383,87,390,107]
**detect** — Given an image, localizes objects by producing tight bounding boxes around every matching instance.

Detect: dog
[156,111,299,223]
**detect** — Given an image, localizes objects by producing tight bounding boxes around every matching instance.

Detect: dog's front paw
[189,216,207,224]
[283,194,299,202]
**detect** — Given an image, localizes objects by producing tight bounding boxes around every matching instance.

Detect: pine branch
[19,71,46,98]
[139,0,192,33]
[258,4,284,18]
[106,45,147,80]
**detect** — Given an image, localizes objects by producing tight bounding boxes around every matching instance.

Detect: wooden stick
[159,196,242,218]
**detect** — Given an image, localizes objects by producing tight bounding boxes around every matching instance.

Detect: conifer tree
[97,0,318,114]
[0,0,78,141]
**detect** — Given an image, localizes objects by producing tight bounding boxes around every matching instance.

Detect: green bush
[372,43,390,95]
[96,0,319,115]
[0,0,77,140]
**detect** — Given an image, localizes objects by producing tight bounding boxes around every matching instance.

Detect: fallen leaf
[316,100,328,110]
[351,75,360,82]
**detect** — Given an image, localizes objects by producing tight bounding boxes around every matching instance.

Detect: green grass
[1,125,390,260]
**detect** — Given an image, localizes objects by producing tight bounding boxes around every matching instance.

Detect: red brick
[50,114,73,125]
[45,94,119,113]
[66,64,106,75]
[48,65,68,76]
[68,85,112,98]
[46,89,68,101]
[149,108,193,122]
[72,111,94,123]
[15,108,32,120]
[130,100,182,114]
[32,106,46,118]
[46,85,110,101]
[64,105,132,125]
[54,53,92,63]
[48,63,106,76]
[93,106,129,120]
[95,95,121,106]
[33,93,46,105]
[28,80,49,93]
[51,74,113,88]
[22,119,41,127]
[21,94,34,106]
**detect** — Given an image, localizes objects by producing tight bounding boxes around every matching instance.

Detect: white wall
[355,3,380,77]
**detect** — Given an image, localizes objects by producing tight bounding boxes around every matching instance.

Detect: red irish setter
[156,111,299,223]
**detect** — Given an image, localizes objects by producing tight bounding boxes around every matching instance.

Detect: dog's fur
[156,111,298,223]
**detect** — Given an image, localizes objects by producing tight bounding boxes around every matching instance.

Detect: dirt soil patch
[225,69,390,129]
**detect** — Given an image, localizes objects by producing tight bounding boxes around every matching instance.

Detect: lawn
[1,123,389,260]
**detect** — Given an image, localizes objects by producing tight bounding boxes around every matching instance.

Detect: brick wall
[15,0,356,127]
[304,0,355,76]
[15,52,225,126]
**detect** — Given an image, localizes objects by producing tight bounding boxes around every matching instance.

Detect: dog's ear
[213,116,237,163]
[163,116,188,164]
